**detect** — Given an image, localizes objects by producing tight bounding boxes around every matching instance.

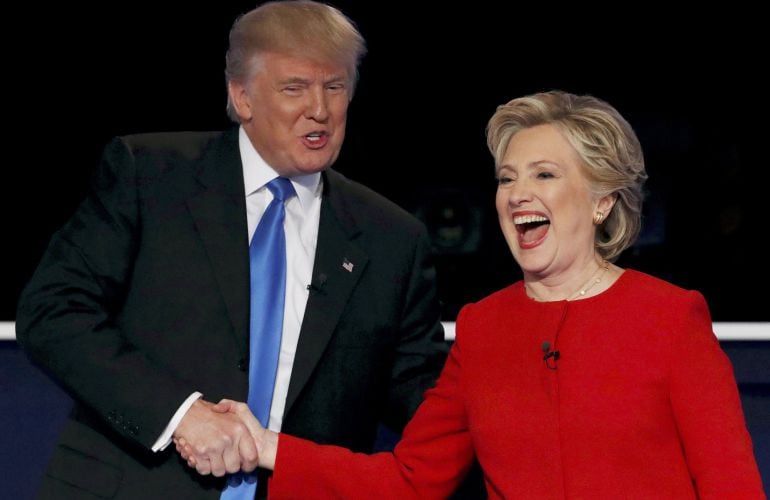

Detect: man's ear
[228,80,252,122]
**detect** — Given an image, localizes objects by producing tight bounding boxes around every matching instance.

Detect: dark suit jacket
[16,129,447,499]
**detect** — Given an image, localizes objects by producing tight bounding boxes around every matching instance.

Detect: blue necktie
[221,177,296,499]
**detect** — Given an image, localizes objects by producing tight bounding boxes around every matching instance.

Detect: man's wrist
[152,391,203,452]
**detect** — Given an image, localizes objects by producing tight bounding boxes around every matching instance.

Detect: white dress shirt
[240,127,322,432]
[151,127,322,451]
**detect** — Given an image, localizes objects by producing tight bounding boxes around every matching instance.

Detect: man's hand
[176,400,279,471]
[172,399,259,476]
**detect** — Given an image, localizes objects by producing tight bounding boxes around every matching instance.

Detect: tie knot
[266,177,296,202]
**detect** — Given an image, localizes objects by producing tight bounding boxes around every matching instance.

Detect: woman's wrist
[257,429,279,470]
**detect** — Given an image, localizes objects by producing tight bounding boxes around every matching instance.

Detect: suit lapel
[283,170,369,416]
[185,129,250,352]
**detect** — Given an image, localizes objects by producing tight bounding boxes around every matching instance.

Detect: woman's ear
[596,193,617,219]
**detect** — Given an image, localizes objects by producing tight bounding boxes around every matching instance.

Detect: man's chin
[293,155,338,175]
[273,164,329,178]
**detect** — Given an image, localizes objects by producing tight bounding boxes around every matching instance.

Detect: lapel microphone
[542,341,560,370]
[306,273,328,294]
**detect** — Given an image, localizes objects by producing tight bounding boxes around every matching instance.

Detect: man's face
[229,52,351,177]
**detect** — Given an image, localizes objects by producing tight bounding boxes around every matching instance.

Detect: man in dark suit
[16,2,447,498]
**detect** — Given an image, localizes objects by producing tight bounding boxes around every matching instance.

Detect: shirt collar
[239,126,321,208]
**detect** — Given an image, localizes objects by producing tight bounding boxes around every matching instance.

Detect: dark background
[4,3,768,321]
[2,3,769,498]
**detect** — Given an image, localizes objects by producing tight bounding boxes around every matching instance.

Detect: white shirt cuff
[151,391,203,452]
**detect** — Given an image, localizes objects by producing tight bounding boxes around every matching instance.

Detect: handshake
[172,399,278,475]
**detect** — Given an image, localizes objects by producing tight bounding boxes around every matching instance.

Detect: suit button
[237,358,248,372]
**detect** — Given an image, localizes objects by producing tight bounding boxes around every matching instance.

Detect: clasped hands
[173,399,277,476]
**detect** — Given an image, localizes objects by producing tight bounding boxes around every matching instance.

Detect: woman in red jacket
[181,90,765,498]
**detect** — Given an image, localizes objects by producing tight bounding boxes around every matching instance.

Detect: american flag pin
[342,259,354,272]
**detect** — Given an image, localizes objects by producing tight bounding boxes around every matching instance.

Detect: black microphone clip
[542,341,560,370]
[306,273,328,294]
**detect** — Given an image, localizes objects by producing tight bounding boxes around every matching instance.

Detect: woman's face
[495,124,613,280]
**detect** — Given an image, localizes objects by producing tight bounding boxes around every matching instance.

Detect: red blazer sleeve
[271,335,475,499]
[669,291,765,498]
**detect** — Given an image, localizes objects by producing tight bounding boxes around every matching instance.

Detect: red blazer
[272,270,765,499]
